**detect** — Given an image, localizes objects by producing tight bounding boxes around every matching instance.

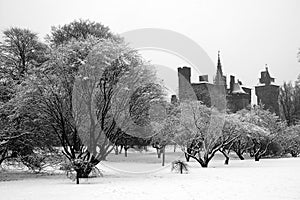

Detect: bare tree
[176,101,238,168]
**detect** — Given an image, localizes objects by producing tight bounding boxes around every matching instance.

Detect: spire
[217,51,223,75]
[214,51,226,86]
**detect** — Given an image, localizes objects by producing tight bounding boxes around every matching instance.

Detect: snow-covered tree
[0,27,48,82]
[237,106,286,161]
[279,125,300,157]
[0,27,51,167]
[151,102,179,166]
[72,39,161,165]
[47,19,118,46]
[175,101,238,167]
[219,114,247,165]
[26,36,162,183]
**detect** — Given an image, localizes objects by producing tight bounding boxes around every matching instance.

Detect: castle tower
[178,66,194,101]
[255,66,279,115]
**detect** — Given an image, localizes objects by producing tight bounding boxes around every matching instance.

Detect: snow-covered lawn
[1,150,300,200]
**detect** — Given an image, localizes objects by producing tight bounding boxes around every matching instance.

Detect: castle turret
[255,66,279,115]
[178,66,193,101]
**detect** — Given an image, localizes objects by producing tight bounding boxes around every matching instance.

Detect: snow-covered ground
[1,150,300,200]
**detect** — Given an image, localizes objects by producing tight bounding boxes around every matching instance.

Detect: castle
[174,52,279,114]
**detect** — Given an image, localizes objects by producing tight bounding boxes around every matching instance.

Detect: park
[1,1,300,199]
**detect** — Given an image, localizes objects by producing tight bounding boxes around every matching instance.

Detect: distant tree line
[279,76,300,126]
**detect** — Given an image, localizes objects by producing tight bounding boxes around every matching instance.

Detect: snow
[1,151,300,200]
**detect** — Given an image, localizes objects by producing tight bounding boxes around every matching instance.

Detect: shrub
[19,149,64,172]
[60,159,103,182]
[171,160,188,174]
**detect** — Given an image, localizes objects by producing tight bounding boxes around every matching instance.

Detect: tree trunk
[197,155,209,168]
[162,146,165,166]
[291,151,298,157]
[225,157,229,165]
[119,145,123,154]
[235,151,245,160]
[125,148,128,157]
[115,146,119,155]
[0,153,7,166]
[156,148,161,158]
[186,151,211,168]
[254,153,260,161]
[102,154,107,161]
[76,172,79,184]
[220,150,230,165]
[75,166,93,178]
[224,154,229,165]
[185,153,190,162]
[74,165,93,184]
[200,162,208,168]
[200,153,212,168]
[0,149,9,166]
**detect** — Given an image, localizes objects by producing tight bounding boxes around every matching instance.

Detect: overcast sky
[1,0,300,100]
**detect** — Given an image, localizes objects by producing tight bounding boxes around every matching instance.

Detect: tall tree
[28,38,161,183]
[47,19,118,46]
[0,27,49,166]
[279,81,300,126]
[0,27,48,82]
[0,83,59,167]
[73,39,161,162]
[294,75,300,122]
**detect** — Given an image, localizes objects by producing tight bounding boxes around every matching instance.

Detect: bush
[264,141,283,158]
[280,125,300,157]
[171,160,188,174]
[18,149,64,172]
[19,154,46,172]
[60,159,103,182]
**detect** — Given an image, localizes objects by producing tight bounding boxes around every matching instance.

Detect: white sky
[1,0,300,101]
